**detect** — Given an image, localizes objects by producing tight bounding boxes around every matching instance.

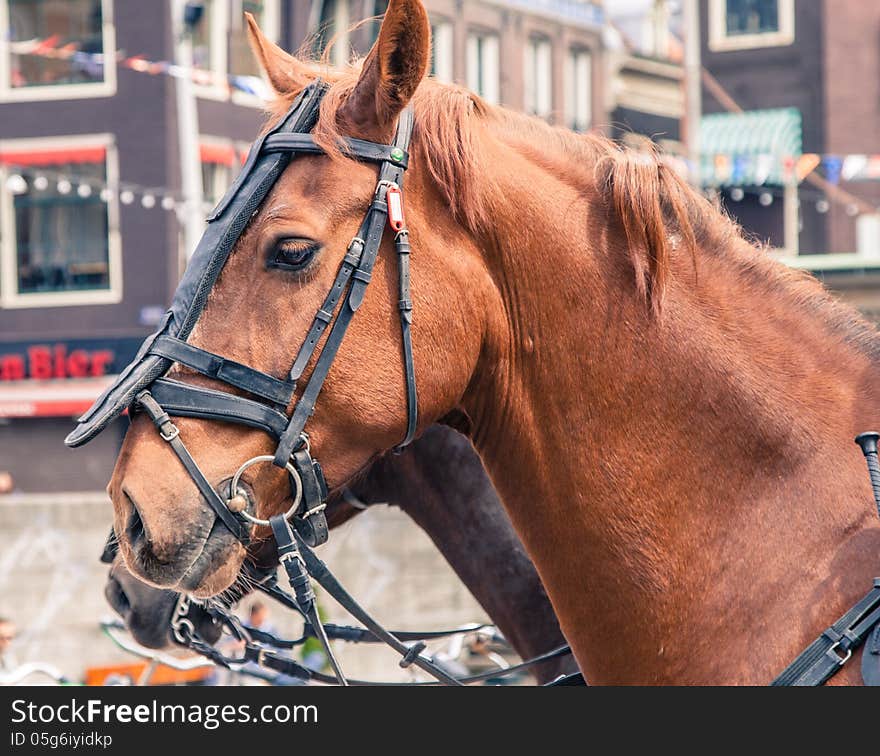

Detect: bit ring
[228,455,302,526]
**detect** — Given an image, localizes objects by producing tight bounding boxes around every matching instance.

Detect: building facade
[700,0,880,259]
[0,0,604,494]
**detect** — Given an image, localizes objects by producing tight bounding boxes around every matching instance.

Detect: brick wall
[822,0,880,254]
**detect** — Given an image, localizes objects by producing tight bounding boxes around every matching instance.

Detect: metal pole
[682,0,702,187]
[173,0,205,264]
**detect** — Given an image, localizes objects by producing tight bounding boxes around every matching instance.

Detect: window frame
[0,0,117,103]
[524,34,553,118]
[198,134,236,208]
[708,0,795,52]
[466,29,500,106]
[564,47,592,133]
[430,16,453,83]
[190,0,280,106]
[0,133,122,309]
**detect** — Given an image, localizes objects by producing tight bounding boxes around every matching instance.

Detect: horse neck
[360,428,573,681]
[457,136,880,683]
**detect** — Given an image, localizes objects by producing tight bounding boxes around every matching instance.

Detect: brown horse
[105,425,573,683]
[107,1,880,684]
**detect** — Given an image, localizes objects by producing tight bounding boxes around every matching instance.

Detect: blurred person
[247,601,277,636]
[0,617,18,672]
[0,472,14,495]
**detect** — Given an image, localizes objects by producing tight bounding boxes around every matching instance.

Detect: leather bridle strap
[137,390,251,544]
[273,106,417,466]
[772,578,880,686]
[393,227,417,450]
[270,514,348,685]
[150,335,294,407]
[295,532,465,686]
[263,133,409,169]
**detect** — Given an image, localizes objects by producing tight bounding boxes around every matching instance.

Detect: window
[0,135,121,307]
[524,36,552,118]
[361,1,389,50]
[0,0,116,101]
[228,0,280,79]
[564,49,591,132]
[709,0,795,51]
[466,31,499,106]
[188,0,278,102]
[430,18,453,83]
[314,0,351,68]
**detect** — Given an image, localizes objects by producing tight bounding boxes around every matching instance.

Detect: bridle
[128,80,418,553]
[72,80,473,686]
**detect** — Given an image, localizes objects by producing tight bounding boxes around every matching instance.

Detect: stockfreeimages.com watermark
[10,698,318,733]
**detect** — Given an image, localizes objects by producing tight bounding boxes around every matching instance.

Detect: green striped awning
[700,108,802,187]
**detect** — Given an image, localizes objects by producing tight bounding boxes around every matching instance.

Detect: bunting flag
[8,35,272,100]
[843,155,869,182]
[699,151,880,186]
[796,154,822,182]
[822,156,843,186]
[754,154,774,186]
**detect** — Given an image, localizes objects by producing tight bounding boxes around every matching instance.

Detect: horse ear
[339,0,431,137]
[245,11,313,95]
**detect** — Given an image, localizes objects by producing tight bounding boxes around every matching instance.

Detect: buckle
[826,641,853,666]
[301,502,327,519]
[160,423,180,442]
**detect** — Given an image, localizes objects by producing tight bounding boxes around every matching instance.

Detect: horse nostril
[104,575,131,618]
[123,490,146,549]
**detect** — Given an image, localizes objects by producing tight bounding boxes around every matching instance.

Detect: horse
[86,1,880,684]
[104,425,574,683]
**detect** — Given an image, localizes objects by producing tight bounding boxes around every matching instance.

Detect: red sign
[0,344,114,382]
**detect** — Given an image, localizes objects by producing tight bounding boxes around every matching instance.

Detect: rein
[169,558,577,687]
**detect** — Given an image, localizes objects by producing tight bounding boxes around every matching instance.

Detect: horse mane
[265,62,880,360]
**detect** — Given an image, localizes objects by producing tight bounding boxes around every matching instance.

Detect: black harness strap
[263,133,409,168]
[148,378,290,438]
[273,107,416,466]
[270,514,348,685]
[137,391,251,544]
[772,579,880,686]
[288,240,365,382]
[393,229,417,451]
[150,336,294,406]
[294,533,464,686]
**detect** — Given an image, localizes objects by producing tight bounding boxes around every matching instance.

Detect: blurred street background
[1,0,879,684]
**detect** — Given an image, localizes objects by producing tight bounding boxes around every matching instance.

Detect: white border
[708,0,795,52]
[0,133,122,309]
[0,0,117,103]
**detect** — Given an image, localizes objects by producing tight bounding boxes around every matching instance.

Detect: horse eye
[268,239,320,272]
